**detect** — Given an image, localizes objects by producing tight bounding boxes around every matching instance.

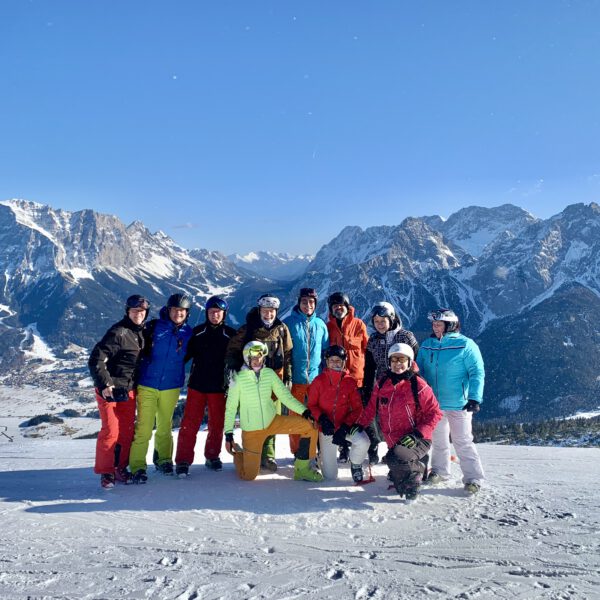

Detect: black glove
[348,423,364,436]
[332,424,349,446]
[225,432,234,444]
[463,399,481,413]
[318,414,335,436]
[302,409,316,426]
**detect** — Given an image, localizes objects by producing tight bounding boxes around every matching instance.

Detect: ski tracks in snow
[0,440,598,599]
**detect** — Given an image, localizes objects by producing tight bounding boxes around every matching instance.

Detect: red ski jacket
[358,372,442,447]
[307,368,363,430]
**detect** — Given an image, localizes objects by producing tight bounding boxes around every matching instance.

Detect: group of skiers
[88,287,486,501]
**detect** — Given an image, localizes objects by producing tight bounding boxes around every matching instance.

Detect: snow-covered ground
[0,432,598,600]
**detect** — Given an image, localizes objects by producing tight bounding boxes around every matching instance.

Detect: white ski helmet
[243,340,269,366]
[387,343,414,366]
[257,294,280,310]
[428,308,459,332]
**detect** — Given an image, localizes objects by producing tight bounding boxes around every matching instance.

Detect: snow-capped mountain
[282,203,600,422]
[228,250,313,281]
[2,198,600,425]
[0,199,254,362]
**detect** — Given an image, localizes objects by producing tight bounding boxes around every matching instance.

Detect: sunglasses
[390,356,409,363]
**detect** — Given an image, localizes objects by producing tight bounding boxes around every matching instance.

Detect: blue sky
[1,2,599,254]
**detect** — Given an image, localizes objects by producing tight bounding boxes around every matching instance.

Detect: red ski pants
[94,388,136,475]
[175,389,225,464]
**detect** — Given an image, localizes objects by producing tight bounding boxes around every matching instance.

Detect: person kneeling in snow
[224,341,323,482]
[358,343,442,501]
[307,345,370,483]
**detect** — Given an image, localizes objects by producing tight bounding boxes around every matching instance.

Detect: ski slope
[0,433,598,599]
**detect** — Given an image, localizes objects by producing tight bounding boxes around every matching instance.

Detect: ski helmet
[388,343,414,366]
[243,340,269,366]
[298,287,318,305]
[328,292,350,311]
[428,308,459,332]
[205,295,228,313]
[324,345,347,361]
[167,293,192,310]
[257,293,280,310]
[370,301,396,327]
[125,295,150,318]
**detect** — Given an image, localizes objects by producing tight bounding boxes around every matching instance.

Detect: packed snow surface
[0,433,598,599]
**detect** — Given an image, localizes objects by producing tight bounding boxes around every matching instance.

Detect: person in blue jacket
[283,287,329,454]
[129,293,193,483]
[416,308,485,494]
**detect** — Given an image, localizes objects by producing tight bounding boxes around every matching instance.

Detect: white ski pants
[318,430,370,480]
[431,410,485,485]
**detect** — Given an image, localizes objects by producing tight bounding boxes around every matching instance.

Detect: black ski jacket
[186,321,236,393]
[88,316,145,392]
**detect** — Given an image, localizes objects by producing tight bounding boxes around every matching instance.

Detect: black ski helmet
[167,293,192,310]
[298,287,318,306]
[370,301,399,328]
[327,292,350,313]
[205,295,228,313]
[324,345,347,361]
[125,295,150,319]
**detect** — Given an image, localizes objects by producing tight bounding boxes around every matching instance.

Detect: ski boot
[260,457,278,473]
[114,468,132,484]
[132,469,148,484]
[175,463,190,478]
[156,461,174,475]
[294,459,324,482]
[425,471,443,485]
[404,487,420,504]
[100,473,115,489]
[205,458,223,471]
[464,482,481,495]
[350,462,364,483]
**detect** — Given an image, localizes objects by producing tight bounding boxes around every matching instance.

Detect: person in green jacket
[224,341,324,482]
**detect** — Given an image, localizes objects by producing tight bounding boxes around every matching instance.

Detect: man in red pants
[174,296,236,476]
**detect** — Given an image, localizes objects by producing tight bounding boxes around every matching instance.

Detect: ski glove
[302,409,317,427]
[463,399,481,413]
[348,424,364,437]
[398,433,418,448]
[224,432,237,455]
[318,414,335,436]
[332,424,350,446]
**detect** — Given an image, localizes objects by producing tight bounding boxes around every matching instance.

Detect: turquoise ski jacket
[416,332,484,410]
[283,307,329,385]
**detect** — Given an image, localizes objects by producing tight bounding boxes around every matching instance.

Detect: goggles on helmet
[258,295,280,309]
[206,296,228,312]
[427,308,458,323]
[126,296,150,310]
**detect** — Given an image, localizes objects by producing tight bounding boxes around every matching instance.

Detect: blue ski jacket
[283,306,329,385]
[416,332,484,410]
[137,307,193,391]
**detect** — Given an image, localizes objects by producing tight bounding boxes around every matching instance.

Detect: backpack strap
[410,373,421,411]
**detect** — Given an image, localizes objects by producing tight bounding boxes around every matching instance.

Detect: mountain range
[1,198,599,424]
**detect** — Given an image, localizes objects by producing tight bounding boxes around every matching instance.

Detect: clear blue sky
[1,2,599,255]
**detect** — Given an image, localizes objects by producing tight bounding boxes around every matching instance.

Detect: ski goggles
[126,296,150,310]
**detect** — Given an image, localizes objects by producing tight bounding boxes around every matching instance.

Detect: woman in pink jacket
[358,343,442,502]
